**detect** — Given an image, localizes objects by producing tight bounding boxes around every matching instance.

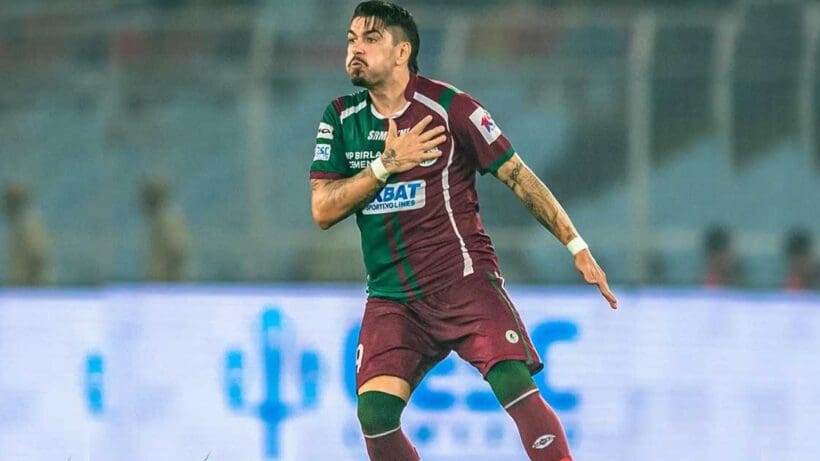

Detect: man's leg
[357,375,419,461]
[487,360,572,461]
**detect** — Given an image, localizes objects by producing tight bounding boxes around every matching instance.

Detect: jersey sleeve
[309,102,349,179]
[450,92,515,175]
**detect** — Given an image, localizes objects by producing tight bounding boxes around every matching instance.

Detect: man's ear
[396,41,411,67]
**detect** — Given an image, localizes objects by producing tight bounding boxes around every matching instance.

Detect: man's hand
[574,249,618,310]
[381,116,446,174]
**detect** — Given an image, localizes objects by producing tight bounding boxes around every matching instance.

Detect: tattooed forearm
[351,168,382,212]
[522,191,553,231]
[496,155,579,244]
[310,165,385,229]
[323,178,348,205]
[508,161,522,185]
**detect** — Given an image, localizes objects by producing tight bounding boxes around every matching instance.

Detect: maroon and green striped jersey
[310,73,515,300]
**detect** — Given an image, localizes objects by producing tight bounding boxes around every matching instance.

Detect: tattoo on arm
[382,148,400,169]
[499,157,578,244]
[351,166,381,211]
[509,161,521,184]
[312,166,383,223]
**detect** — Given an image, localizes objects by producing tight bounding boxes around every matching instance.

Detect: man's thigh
[355,297,448,393]
[446,271,544,378]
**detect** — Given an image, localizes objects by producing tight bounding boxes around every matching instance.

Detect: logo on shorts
[532,434,556,449]
[505,330,520,344]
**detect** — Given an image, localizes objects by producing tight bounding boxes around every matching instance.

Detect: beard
[348,60,378,88]
[350,73,369,88]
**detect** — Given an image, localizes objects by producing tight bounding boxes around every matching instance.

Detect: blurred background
[1,1,820,460]
[0,0,818,290]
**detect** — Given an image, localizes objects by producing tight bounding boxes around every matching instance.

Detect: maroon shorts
[355,270,543,390]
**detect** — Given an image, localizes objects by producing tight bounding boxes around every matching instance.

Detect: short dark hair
[352,1,420,73]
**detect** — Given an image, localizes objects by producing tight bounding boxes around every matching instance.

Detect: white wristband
[370,157,391,182]
[566,237,588,256]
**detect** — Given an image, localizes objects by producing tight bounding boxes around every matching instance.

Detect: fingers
[387,118,398,139]
[421,135,447,152]
[420,149,444,161]
[418,125,446,142]
[410,115,433,134]
[578,258,618,310]
[597,278,618,310]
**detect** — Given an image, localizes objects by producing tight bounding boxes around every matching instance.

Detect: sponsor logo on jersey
[314,144,331,161]
[469,107,502,144]
[345,150,380,169]
[362,180,426,215]
[532,434,556,449]
[367,128,410,141]
[316,122,334,140]
[419,148,441,167]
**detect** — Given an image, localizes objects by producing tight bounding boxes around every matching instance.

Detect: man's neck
[368,70,410,117]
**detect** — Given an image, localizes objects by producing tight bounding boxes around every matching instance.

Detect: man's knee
[357,390,408,436]
[486,360,536,407]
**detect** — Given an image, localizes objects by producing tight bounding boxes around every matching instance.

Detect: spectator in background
[702,225,743,288]
[2,182,49,285]
[141,177,190,282]
[783,229,819,291]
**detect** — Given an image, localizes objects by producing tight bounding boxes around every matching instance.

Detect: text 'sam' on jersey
[310,73,516,301]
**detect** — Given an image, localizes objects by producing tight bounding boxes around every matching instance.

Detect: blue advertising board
[0,286,818,460]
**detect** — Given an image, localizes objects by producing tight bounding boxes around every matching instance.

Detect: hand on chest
[345,108,453,178]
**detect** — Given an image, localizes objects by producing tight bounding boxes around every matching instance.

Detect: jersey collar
[369,72,418,120]
[404,72,418,101]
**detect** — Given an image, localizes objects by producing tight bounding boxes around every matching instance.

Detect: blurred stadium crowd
[0,0,818,289]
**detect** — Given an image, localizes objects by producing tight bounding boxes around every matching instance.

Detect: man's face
[346,16,402,88]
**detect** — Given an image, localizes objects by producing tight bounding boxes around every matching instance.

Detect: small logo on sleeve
[362,180,426,215]
[314,144,331,161]
[316,122,334,140]
[469,107,502,144]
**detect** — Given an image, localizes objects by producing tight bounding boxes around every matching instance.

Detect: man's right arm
[310,168,384,230]
[310,115,446,230]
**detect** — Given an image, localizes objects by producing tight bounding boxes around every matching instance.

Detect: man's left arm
[494,153,618,309]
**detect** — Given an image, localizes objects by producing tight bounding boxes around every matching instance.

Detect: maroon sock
[364,427,420,461]
[504,388,572,461]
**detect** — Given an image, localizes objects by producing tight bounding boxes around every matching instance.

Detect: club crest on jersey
[316,122,334,140]
[362,180,426,215]
[469,107,502,144]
